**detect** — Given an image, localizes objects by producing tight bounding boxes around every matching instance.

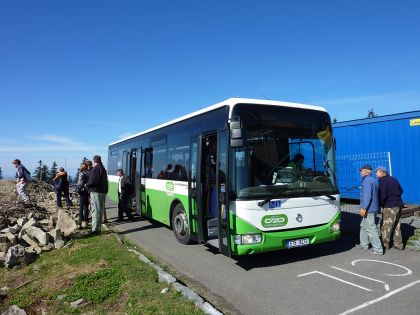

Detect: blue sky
[1,0,419,178]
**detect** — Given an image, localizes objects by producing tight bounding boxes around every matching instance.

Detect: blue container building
[333,110,420,205]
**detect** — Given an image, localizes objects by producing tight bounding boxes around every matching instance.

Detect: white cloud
[28,134,83,146]
[118,132,134,140]
[0,145,103,153]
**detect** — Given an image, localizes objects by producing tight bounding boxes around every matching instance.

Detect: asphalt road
[105,202,420,315]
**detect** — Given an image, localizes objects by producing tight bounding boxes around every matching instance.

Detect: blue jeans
[360,213,383,253]
[91,192,106,232]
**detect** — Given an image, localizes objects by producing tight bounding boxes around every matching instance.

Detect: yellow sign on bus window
[410,118,420,126]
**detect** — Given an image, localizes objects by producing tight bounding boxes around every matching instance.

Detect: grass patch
[1,233,204,314]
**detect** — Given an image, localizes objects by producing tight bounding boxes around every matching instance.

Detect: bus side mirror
[229,119,243,147]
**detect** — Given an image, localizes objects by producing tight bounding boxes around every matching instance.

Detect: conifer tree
[42,164,50,182]
[33,160,50,181]
[50,161,58,182]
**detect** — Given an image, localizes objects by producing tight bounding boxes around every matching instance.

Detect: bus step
[206,238,219,248]
[207,218,219,239]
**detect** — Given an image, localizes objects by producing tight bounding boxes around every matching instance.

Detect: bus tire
[172,203,191,244]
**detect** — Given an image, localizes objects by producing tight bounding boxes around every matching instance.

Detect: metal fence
[336,152,392,199]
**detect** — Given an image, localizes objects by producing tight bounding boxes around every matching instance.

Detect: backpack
[23,167,32,182]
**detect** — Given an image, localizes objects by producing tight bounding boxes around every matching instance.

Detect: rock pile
[0,180,81,268]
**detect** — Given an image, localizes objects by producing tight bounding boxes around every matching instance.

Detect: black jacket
[378,175,403,208]
[87,164,108,193]
[118,175,132,195]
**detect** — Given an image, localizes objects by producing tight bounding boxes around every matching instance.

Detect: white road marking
[297,271,372,291]
[330,266,390,291]
[351,259,412,276]
[339,279,420,315]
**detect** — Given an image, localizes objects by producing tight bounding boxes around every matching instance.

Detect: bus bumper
[231,211,341,256]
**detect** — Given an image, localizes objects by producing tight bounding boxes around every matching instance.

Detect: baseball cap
[359,164,372,171]
[375,166,387,172]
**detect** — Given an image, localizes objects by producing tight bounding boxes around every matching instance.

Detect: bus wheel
[172,204,191,244]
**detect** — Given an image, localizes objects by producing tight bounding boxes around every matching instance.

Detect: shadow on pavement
[233,237,355,271]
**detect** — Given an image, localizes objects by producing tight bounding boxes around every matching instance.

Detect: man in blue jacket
[355,164,383,255]
[376,166,404,250]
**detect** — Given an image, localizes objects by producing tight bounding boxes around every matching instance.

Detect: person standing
[376,166,404,250]
[116,169,134,222]
[77,163,90,228]
[355,164,383,255]
[86,155,108,235]
[12,159,30,202]
[52,167,73,209]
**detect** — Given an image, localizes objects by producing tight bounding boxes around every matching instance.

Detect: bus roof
[109,98,326,146]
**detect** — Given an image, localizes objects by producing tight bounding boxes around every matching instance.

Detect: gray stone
[38,219,54,231]
[173,282,204,307]
[25,226,48,245]
[22,235,42,254]
[1,225,19,234]
[1,305,27,315]
[56,294,67,300]
[41,243,55,251]
[201,302,223,315]
[5,244,35,268]
[48,229,63,242]
[5,232,17,244]
[0,286,10,299]
[0,239,11,253]
[157,270,176,284]
[56,210,77,236]
[17,217,28,227]
[70,298,87,308]
[22,218,37,230]
[54,239,65,249]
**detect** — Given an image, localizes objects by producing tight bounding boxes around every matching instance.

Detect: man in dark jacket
[376,166,404,250]
[116,169,134,222]
[87,155,108,234]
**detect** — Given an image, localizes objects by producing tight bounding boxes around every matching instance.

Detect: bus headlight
[330,222,340,232]
[234,234,262,245]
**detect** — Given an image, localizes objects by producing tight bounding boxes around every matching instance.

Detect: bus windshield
[231,104,338,200]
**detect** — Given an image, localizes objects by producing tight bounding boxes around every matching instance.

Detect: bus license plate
[287,238,310,249]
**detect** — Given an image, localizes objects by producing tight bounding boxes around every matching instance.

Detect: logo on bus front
[261,214,288,228]
[166,182,174,191]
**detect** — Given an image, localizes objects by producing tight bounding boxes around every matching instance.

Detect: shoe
[115,218,124,222]
[368,248,383,255]
[81,221,87,228]
[355,244,369,251]
[89,231,100,236]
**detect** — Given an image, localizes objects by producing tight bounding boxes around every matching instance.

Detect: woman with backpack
[52,167,73,209]
[77,163,90,228]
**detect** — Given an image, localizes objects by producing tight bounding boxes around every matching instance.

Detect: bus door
[188,135,204,242]
[216,129,231,256]
[130,149,142,216]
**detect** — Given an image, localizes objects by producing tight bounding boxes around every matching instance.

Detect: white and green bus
[108,98,340,256]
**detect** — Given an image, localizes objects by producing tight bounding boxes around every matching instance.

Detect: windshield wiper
[313,193,336,201]
[257,190,336,207]
[257,196,274,207]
